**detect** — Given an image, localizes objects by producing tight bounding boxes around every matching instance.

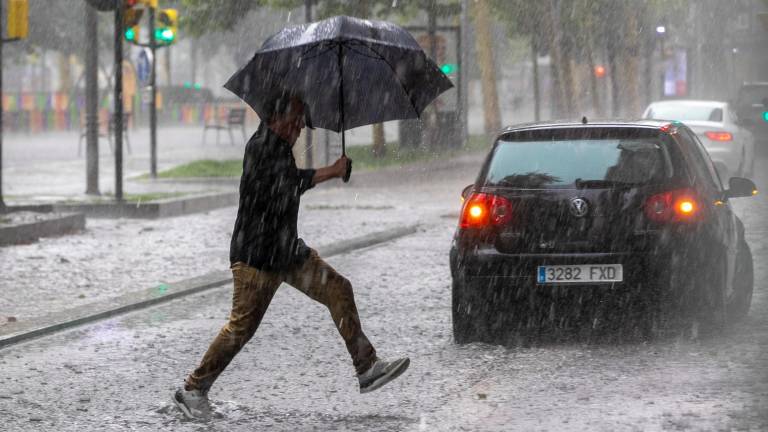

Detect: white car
[642,100,755,179]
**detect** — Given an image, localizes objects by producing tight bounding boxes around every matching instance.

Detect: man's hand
[311,156,352,185]
[331,156,350,178]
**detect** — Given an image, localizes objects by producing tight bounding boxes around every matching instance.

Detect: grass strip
[151,134,490,179]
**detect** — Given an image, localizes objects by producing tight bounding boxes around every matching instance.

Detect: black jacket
[229,123,316,271]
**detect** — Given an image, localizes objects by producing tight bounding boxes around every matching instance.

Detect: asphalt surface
[1,157,766,431]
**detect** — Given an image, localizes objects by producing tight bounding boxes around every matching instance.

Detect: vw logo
[569,198,589,218]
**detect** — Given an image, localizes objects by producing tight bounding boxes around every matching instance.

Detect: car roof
[645,99,727,108]
[500,119,672,135]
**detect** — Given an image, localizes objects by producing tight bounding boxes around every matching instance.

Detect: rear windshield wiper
[574,178,634,189]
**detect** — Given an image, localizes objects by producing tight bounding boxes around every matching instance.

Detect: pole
[303,0,313,168]
[114,1,124,201]
[85,2,100,195]
[0,0,5,213]
[459,0,469,147]
[338,43,351,183]
[148,5,157,178]
[338,44,345,157]
[164,40,171,86]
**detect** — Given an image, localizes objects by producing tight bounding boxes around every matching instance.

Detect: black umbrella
[224,15,454,180]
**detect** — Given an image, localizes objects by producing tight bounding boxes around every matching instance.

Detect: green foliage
[153,159,243,178]
[180,0,461,36]
[180,0,268,36]
[346,134,487,171]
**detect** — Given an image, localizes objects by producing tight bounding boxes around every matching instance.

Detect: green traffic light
[763,111,768,122]
[125,28,136,41]
[440,63,457,74]
[155,28,175,42]
[161,28,174,41]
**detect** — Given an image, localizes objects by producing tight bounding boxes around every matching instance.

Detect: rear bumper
[451,247,664,288]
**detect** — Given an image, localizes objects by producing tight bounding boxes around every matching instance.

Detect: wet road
[1,159,767,431]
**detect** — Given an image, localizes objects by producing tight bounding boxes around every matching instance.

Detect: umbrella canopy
[223,15,454,134]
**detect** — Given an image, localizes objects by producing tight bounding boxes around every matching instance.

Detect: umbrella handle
[343,158,352,183]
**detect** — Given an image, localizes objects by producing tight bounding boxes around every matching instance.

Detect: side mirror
[726,177,758,199]
[461,184,474,201]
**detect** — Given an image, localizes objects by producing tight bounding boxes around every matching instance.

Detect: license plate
[537,264,623,284]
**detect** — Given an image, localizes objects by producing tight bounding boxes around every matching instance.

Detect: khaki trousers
[185,249,376,392]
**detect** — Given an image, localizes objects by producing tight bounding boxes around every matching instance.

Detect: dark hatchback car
[734,82,768,141]
[450,121,757,343]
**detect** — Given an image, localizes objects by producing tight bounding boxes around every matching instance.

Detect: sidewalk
[0,151,483,328]
[2,123,406,201]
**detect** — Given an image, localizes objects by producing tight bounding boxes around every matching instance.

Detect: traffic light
[594,65,606,78]
[440,63,457,75]
[762,111,768,123]
[156,8,178,44]
[123,0,143,44]
[7,0,29,40]
[125,25,140,42]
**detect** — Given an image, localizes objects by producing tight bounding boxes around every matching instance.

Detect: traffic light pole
[0,0,6,213]
[148,5,157,179]
[114,2,124,201]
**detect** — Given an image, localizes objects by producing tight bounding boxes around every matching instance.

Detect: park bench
[203,107,246,145]
[78,112,131,156]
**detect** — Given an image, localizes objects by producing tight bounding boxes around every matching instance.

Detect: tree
[181,0,460,157]
[472,0,501,134]
[491,0,547,120]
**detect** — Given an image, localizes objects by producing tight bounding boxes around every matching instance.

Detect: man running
[173,95,409,419]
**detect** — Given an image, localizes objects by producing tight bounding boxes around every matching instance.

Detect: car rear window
[646,105,723,122]
[484,138,668,189]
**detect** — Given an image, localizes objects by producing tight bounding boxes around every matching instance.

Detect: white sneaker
[173,388,211,420]
[358,358,410,394]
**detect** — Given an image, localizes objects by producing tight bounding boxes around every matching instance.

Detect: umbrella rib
[361,43,421,119]
[300,41,340,62]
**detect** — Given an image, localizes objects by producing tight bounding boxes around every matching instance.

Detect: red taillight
[459,193,513,229]
[644,189,702,223]
[704,131,733,142]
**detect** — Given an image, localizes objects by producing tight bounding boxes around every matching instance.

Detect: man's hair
[263,93,300,121]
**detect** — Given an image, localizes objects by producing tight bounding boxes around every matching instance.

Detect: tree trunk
[585,41,601,117]
[372,123,386,157]
[531,37,540,122]
[471,0,501,135]
[58,53,72,93]
[165,45,172,87]
[190,40,198,84]
[607,44,620,117]
[85,2,99,195]
[547,0,575,118]
[623,12,641,117]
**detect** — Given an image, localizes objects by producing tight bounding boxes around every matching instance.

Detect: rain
[0,0,767,430]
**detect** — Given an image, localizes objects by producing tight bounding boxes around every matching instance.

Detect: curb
[0,224,419,349]
[52,191,239,219]
[0,213,86,246]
